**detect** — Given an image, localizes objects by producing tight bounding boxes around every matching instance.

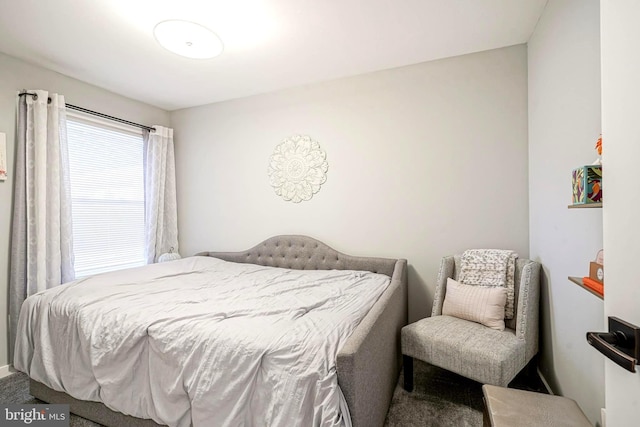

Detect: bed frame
[30,235,408,427]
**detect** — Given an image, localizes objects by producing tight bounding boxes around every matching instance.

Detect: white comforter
[14,256,391,427]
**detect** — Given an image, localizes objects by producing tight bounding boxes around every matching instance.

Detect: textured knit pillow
[458,249,517,320]
[442,278,507,331]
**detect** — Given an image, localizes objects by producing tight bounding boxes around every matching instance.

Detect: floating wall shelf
[568,203,602,209]
[568,276,604,299]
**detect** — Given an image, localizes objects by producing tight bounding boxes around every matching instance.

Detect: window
[66,115,146,277]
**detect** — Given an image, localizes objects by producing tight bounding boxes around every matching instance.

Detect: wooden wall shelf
[568,203,602,209]
[568,276,604,299]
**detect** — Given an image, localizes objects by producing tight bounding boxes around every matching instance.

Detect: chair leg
[403,355,414,392]
[525,355,539,379]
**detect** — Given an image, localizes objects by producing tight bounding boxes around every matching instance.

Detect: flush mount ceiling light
[153,20,223,59]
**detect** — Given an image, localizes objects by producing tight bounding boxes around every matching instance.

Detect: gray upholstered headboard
[197,235,398,277]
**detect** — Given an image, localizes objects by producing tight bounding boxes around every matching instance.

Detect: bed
[16,235,408,427]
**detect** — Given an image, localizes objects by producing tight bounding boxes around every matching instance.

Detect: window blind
[66,116,146,277]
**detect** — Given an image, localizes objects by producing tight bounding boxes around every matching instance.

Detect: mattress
[14,256,391,427]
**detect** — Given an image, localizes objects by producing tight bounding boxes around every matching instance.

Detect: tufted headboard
[197,235,398,277]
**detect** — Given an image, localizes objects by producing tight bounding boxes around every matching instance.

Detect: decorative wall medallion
[268,134,328,203]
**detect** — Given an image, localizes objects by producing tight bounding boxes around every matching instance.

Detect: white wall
[528,0,604,424]
[601,1,640,425]
[0,52,170,368]
[171,45,530,324]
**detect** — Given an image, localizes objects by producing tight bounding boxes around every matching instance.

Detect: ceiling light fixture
[153,20,224,59]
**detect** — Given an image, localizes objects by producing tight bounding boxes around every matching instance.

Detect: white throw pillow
[442,278,507,331]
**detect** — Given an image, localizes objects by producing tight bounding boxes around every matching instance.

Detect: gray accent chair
[401,255,541,388]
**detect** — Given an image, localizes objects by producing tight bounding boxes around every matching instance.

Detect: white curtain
[9,90,75,359]
[144,125,179,263]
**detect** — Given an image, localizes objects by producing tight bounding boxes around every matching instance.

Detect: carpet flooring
[0,360,546,426]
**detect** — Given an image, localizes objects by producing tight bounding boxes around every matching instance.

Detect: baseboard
[0,364,16,379]
[536,367,554,395]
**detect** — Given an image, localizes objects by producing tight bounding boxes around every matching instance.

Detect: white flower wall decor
[268,134,328,203]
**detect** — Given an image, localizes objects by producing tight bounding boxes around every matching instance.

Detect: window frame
[65,110,147,277]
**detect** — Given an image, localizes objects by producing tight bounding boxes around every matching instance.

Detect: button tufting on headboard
[202,235,397,277]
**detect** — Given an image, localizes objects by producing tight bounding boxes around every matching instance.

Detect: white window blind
[66,115,146,277]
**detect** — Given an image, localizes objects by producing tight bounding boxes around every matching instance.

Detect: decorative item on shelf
[572,164,602,205]
[158,247,181,263]
[582,277,603,297]
[593,134,603,165]
[589,249,604,284]
[596,248,604,266]
[583,249,604,297]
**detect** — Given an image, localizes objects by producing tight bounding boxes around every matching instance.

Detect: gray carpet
[0,372,100,427]
[385,360,485,427]
[1,360,545,426]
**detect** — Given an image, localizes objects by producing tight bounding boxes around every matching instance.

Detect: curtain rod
[18,91,156,133]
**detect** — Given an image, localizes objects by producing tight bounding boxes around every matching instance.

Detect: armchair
[401,255,541,388]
